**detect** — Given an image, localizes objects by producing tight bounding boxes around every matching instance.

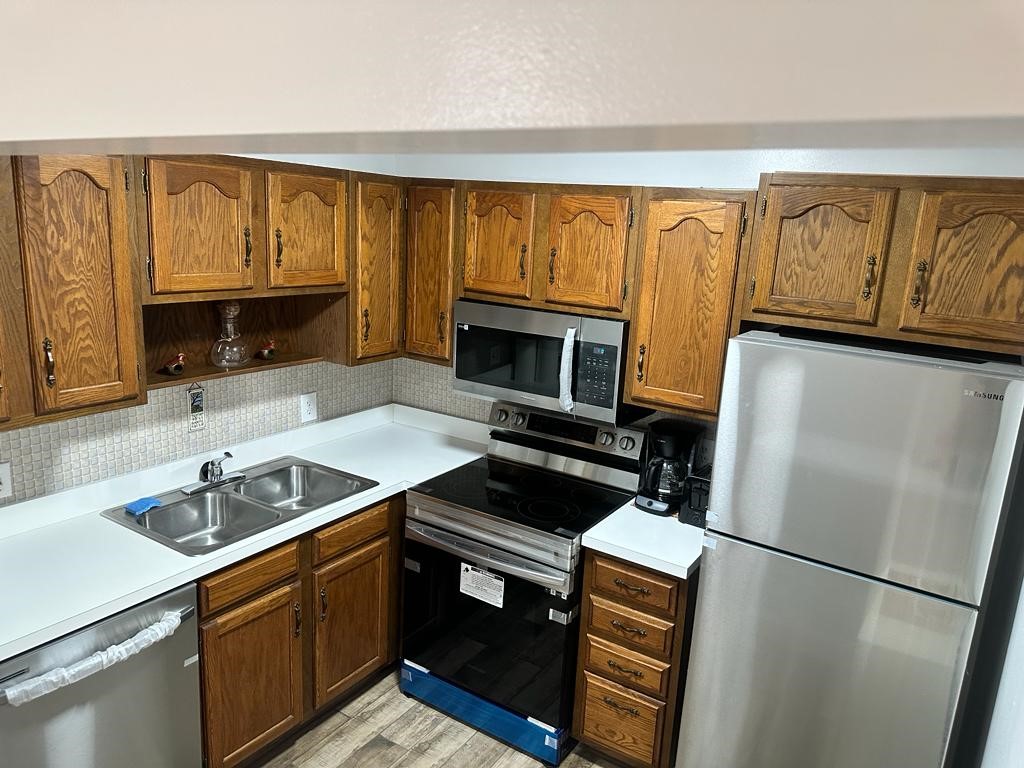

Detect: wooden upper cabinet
[406,186,454,360]
[628,198,743,414]
[14,156,140,414]
[751,184,895,324]
[546,194,631,311]
[266,171,346,288]
[899,190,1024,345]
[353,179,401,360]
[464,189,535,299]
[147,159,254,293]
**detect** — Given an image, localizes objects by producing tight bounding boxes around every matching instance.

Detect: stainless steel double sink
[101,457,378,556]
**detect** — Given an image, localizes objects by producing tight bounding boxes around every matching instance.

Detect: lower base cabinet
[198,498,400,768]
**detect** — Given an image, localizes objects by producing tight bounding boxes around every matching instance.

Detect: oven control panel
[488,402,644,461]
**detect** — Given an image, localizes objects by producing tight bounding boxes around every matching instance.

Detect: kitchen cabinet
[750,181,895,325]
[266,170,347,288]
[464,188,535,299]
[545,193,631,311]
[146,158,255,293]
[899,189,1024,344]
[352,178,402,360]
[627,193,747,416]
[14,155,141,414]
[201,580,304,768]
[406,185,455,360]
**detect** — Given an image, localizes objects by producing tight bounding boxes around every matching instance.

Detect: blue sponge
[125,497,162,516]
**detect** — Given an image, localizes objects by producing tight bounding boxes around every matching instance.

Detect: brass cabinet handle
[293,602,301,636]
[861,254,877,300]
[319,587,328,622]
[613,577,652,596]
[910,260,928,308]
[243,226,252,268]
[611,619,647,637]
[42,337,56,388]
[607,659,644,679]
[438,311,447,343]
[275,228,284,268]
[636,344,646,382]
[362,308,371,342]
[519,244,527,279]
[548,247,557,284]
[602,696,640,717]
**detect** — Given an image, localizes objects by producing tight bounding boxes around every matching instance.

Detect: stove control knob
[598,431,616,446]
[619,436,636,451]
[495,408,510,424]
[512,412,527,427]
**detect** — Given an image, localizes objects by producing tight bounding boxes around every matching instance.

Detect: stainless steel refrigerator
[677,331,1024,768]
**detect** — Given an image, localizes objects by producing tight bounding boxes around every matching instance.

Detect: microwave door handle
[558,326,577,413]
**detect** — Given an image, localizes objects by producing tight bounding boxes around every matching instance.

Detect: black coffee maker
[635,419,705,516]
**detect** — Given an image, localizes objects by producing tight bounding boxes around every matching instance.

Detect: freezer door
[711,332,1024,604]
[677,536,976,768]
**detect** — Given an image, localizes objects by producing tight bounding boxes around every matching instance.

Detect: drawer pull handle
[319,587,328,622]
[548,247,557,284]
[42,337,56,388]
[611,619,647,637]
[636,344,646,382]
[910,259,928,308]
[861,254,877,300]
[602,696,640,717]
[243,226,252,268]
[613,578,652,596]
[438,310,447,343]
[607,659,644,678]
[275,228,284,268]
[519,244,527,280]
[362,308,371,342]
[293,602,301,636]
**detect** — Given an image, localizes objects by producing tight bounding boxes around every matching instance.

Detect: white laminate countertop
[0,405,489,662]
[582,501,705,580]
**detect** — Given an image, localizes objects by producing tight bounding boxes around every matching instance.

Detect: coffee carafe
[635,419,704,516]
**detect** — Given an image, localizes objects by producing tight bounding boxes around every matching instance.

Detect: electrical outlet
[0,461,12,500]
[299,393,318,423]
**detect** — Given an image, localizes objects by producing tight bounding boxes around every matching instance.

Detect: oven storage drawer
[582,633,671,698]
[579,671,666,766]
[590,554,679,617]
[587,594,675,659]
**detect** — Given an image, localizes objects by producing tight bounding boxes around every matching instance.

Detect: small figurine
[255,339,277,361]
[160,352,186,376]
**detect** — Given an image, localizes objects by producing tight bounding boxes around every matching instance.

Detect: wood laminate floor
[258,671,622,768]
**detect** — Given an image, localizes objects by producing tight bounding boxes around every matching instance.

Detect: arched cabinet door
[751,183,895,325]
[266,171,346,288]
[464,189,535,299]
[15,155,140,414]
[405,186,454,360]
[899,190,1024,347]
[353,179,401,360]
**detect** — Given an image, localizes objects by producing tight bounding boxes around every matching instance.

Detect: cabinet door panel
[900,191,1024,346]
[267,171,346,287]
[201,581,303,768]
[629,199,742,414]
[406,186,454,359]
[354,180,401,359]
[148,159,254,293]
[313,537,390,708]
[15,155,140,413]
[546,194,630,311]
[752,185,894,324]
[464,189,534,299]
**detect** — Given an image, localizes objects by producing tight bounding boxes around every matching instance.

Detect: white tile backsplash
[393,358,493,422]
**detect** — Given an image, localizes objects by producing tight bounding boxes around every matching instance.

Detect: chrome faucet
[181,452,246,496]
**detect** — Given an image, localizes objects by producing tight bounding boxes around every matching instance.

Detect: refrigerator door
[678,535,976,768]
[710,332,1024,604]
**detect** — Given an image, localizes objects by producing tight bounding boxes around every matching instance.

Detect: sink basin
[128,492,280,555]
[236,463,374,512]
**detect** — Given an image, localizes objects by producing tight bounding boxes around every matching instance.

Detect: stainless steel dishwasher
[0,584,201,768]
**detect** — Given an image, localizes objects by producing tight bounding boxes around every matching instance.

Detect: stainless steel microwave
[453,300,630,423]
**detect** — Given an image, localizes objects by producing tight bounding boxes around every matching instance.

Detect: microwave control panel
[576,342,617,408]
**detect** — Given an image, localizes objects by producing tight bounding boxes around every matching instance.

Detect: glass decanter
[210,300,249,369]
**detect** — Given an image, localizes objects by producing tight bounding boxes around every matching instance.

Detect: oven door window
[455,324,576,399]
[402,537,577,729]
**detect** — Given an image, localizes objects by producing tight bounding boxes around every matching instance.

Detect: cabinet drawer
[588,594,675,659]
[314,502,390,564]
[200,541,299,616]
[579,671,665,767]
[583,633,670,699]
[591,554,678,616]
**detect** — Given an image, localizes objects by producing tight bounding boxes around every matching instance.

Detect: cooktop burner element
[517,498,581,524]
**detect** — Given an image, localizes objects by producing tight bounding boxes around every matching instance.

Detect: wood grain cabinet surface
[464,188,535,299]
[899,189,1024,344]
[545,194,631,311]
[352,178,402,360]
[751,182,895,325]
[266,171,346,288]
[627,195,745,416]
[405,185,455,360]
[14,155,141,414]
[146,158,255,293]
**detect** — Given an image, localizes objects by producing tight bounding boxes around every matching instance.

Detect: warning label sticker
[459,563,504,608]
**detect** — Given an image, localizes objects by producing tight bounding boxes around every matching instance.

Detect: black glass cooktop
[410,457,632,539]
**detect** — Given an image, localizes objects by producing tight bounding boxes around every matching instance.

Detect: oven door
[402,520,579,730]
